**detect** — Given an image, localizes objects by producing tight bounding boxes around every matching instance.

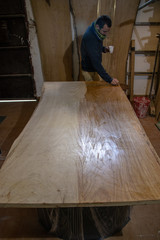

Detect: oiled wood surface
[0,81,160,208]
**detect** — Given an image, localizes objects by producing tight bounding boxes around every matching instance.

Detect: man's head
[95,15,112,37]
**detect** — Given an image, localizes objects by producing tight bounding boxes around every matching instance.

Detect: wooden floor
[0,101,160,239]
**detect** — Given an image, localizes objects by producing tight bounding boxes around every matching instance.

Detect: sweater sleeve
[85,37,112,83]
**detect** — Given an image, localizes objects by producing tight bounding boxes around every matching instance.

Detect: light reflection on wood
[0,81,160,208]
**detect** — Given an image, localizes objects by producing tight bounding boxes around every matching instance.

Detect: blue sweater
[81,22,112,83]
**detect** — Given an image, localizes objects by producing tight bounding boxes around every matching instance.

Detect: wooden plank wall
[132,0,160,96]
[31,0,140,84]
[30,0,73,82]
[100,0,140,83]
[71,0,98,81]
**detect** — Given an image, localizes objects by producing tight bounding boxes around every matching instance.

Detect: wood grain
[30,0,72,82]
[102,0,140,83]
[0,82,160,208]
[71,0,98,81]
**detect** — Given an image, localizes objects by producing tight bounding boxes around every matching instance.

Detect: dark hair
[96,15,112,28]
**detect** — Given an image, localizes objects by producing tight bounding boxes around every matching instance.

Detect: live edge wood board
[0,81,160,208]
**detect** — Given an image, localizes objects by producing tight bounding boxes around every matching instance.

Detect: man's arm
[85,37,118,84]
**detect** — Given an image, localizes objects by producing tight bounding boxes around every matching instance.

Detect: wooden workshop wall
[131,0,160,96]
[71,0,98,81]
[99,0,140,83]
[30,0,73,82]
[72,0,140,83]
[30,0,139,83]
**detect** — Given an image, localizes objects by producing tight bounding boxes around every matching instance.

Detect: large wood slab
[101,0,140,83]
[0,82,160,208]
[30,0,72,82]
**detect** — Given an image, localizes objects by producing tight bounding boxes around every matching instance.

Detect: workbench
[0,81,160,208]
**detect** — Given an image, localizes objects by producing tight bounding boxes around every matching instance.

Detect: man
[81,15,119,85]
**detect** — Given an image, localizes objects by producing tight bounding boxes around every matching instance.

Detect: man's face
[96,24,110,37]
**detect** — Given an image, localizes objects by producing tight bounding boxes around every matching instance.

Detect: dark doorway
[0,0,35,99]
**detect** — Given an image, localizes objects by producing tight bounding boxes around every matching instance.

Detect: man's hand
[111,78,119,85]
[103,47,109,53]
